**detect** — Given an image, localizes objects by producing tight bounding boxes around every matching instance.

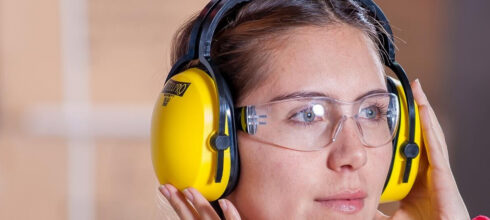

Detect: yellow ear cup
[151,68,231,201]
[380,77,423,203]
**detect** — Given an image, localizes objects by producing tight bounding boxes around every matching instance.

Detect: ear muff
[380,77,423,203]
[151,68,238,201]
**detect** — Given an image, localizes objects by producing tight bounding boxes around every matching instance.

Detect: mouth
[314,190,366,214]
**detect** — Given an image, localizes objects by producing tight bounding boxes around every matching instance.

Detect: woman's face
[227,24,392,219]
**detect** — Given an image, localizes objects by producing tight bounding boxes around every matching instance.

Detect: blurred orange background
[0,0,488,219]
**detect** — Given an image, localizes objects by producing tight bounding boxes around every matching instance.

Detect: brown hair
[171,0,382,103]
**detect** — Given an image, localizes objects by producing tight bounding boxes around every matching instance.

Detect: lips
[314,190,367,214]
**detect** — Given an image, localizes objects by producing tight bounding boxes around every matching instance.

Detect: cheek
[365,144,393,193]
[229,133,394,218]
[230,133,309,218]
[236,133,307,185]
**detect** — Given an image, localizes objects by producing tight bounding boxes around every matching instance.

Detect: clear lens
[241,93,399,151]
[357,94,399,147]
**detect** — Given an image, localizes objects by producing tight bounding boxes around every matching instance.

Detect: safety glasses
[235,92,400,151]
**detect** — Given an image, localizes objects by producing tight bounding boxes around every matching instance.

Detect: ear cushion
[151,68,233,201]
[380,77,423,203]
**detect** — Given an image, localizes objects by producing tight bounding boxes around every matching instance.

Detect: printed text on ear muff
[162,79,191,106]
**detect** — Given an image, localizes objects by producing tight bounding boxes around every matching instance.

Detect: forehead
[238,24,386,106]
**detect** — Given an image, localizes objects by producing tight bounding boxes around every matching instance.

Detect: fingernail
[416,78,428,97]
[415,78,421,87]
[183,188,194,203]
[159,185,170,199]
[219,199,228,211]
[416,78,424,92]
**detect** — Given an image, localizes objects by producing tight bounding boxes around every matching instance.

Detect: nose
[327,117,367,172]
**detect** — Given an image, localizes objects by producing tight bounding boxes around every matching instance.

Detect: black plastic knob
[211,134,230,151]
[403,142,419,159]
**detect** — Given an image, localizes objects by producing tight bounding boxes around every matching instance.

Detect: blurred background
[0,0,488,219]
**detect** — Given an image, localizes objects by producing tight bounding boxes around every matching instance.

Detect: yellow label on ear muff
[151,68,231,201]
[380,78,423,203]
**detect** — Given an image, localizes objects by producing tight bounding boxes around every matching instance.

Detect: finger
[417,107,469,219]
[411,79,445,141]
[219,199,241,220]
[160,184,198,220]
[415,80,449,160]
[411,79,450,161]
[182,187,220,220]
[418,105,451,170]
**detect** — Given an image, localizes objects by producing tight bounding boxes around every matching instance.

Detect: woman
[158,0,470,219]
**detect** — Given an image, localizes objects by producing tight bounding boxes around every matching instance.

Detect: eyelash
[287,107,322,127]
[290,120,316,128]
[361,102,389,121]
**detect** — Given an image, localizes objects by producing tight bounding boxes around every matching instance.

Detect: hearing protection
[151,0,423,203]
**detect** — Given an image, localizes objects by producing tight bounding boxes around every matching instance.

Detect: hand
[391,79,470,220]
[159,184,241,220]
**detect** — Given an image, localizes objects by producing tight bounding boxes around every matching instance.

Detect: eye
[290,104,325,124]
[359,104,386,120]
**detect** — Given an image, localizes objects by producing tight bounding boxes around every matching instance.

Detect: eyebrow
[269,88,388,102]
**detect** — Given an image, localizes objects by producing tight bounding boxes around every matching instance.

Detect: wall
[0,0,487,219]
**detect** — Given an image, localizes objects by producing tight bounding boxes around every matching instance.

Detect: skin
[226,24,391,220]
[159,24,470,220]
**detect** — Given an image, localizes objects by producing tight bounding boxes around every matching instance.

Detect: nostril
[340,164,354,171]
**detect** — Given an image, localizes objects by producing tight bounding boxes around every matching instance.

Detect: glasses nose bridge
[334,100,360,117]
[331,114,361,143]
